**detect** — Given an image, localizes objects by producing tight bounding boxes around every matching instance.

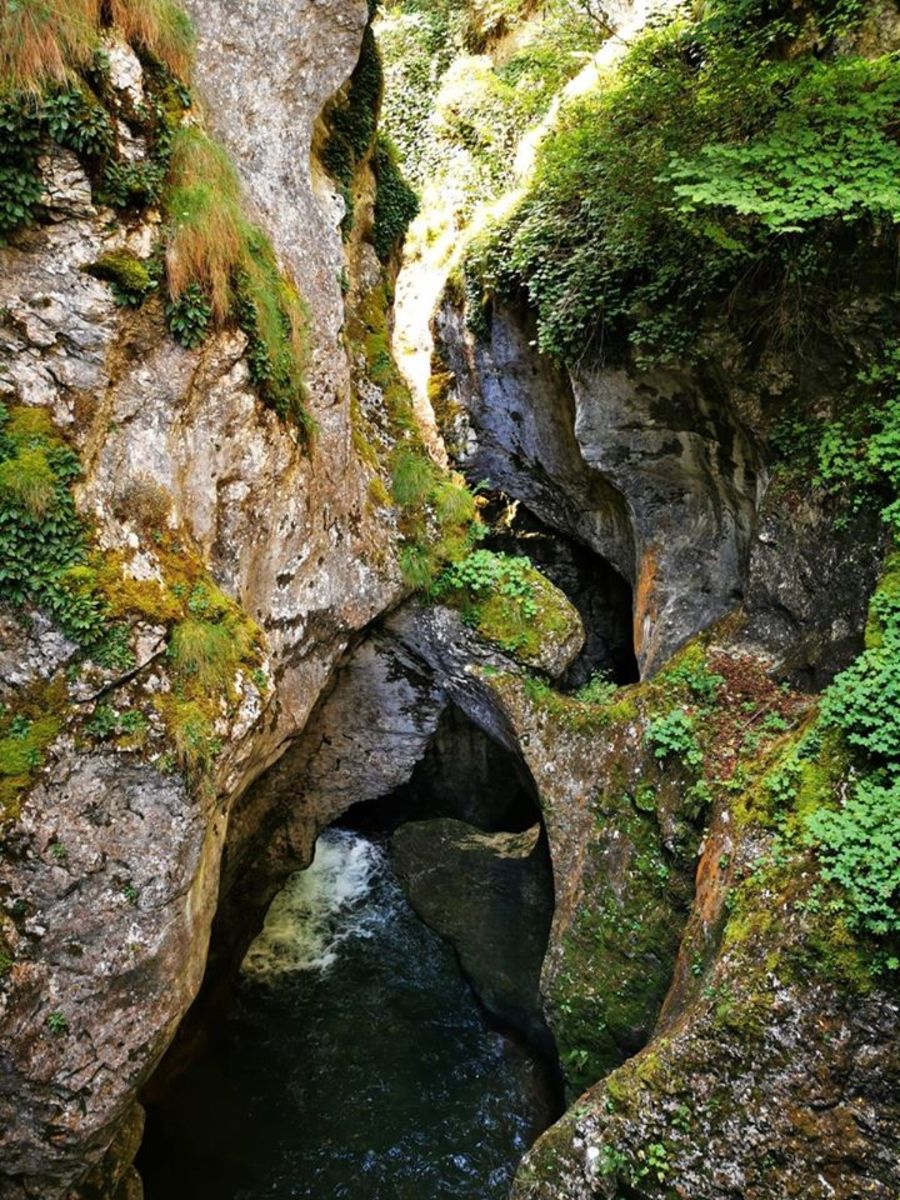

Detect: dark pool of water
[139,830,554,1200]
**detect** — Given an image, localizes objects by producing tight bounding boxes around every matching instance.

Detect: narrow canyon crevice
[137,695,566,1200]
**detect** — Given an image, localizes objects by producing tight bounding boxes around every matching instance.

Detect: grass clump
[157,579,262,778]
[391,447,434,507]
[169,615,256,690]
[0,0,193,96]
[106,0,195,81]
[164,125,245,320]
[0,446,57,517]
[391,448,482,590]
[0,0,99,95]
[163,125,312,431]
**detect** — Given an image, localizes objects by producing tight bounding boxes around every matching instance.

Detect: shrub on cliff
[469,0,899,366]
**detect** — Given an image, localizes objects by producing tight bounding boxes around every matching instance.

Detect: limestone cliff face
[434,292,884,679]
[0,5,406,1196]
[2,2,898,1197]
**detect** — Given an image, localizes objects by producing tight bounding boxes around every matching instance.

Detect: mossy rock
[434,549,584,674]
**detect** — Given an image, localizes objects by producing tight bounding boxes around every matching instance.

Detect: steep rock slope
[0,3,411,1194]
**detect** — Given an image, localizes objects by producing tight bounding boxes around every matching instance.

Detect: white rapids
[241,830,388,978]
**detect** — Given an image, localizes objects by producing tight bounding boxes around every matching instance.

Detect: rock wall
[0,4,407,1194]
[435,299,765,675]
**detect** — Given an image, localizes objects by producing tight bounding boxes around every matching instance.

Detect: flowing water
[140,829,555,1200]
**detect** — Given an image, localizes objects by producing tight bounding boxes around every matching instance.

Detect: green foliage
[0,60,183,241]
[372,134,419,262]
[165,282,211,348]
[0,700,61,816]
[471,2,900,365]
[660,655,725,703]
[0,404,130,665]
[816,344,900,532]
[46,1010,69,1035]
[574,670,617,705]
[234,229,312,431]
[435,547,538,619]
[804,778,900,935]
[647,708,704,768]
[432,548,577,662]
[820,584,900,764]
[321,25,382,187]
[664,56,900,238]
[765,564,900,940]
[42,83,114,158]
[164,126,312,429]
[377,0,597,225]
[0,94,43,239]
[168,616,254,689]
[98,155,166,208]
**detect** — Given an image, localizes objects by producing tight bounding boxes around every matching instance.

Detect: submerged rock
[392,818,554,1043]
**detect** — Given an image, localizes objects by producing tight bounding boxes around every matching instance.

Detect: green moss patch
[432,548,576,666]
[0,677,67,824]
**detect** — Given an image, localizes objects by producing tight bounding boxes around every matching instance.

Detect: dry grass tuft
[0,0,99,94]
[106,0,194,81]
[164,125,246,319]
[0,0,193,95]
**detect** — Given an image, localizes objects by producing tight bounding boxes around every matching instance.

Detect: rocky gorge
[0,0,898,1197]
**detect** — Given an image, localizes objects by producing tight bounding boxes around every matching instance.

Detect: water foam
[241,829,385,979]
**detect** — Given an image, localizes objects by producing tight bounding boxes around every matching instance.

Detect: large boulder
[392,818,554,1044]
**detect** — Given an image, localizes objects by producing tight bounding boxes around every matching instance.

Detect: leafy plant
[820,596,900,764]
[434,548,538,620]
[574,670,617,705]
[647,708,703,768]
[0,95,46,240]
[46,1010,68,1035]
[321,25,381,188]
[165,282,211,348]
[431,548,574,661]
[470,1,898,366]
[805,778,900,936]
[372,134,419,262]
[663,56,900,239]
[0,404,130,665]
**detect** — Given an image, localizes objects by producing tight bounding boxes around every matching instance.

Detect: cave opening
[137,703,562,1200]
